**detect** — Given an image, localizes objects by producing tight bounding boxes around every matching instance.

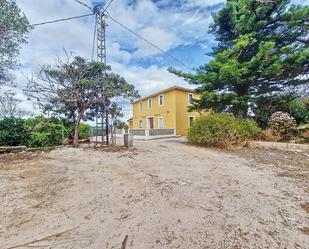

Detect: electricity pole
[94,6,109,146]
[96,11,106,65]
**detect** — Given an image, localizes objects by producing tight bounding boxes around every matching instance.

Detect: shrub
[302,130,309,143]
[259,128,282,142]
[188,113,261,148]
[0,115,92,148]
[268,111,297,140]
[0,117,30,146]
[288,98,309,125]
[114,120,129,132]
[25,116,71,147]
[254,95,293,128]
[254,95,309,128]
[78,123,91,139]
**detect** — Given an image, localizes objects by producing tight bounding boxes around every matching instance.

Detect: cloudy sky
[14,0,307,118]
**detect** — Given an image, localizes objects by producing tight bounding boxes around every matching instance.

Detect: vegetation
[169,0,308,118]
[268,111,297,140]
[114,120,129,132]
[0,117,29,146]
[25,116,70,147]
[0,0,31,85]
[188,113,261,148]
[78,123,91,139]
[0,116,91,147]
[0,90,26,118]
[25,56,139,147]
[254,95,309,128]
[287,98,309,125]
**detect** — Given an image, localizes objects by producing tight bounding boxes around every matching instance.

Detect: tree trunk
[73,111,84,148]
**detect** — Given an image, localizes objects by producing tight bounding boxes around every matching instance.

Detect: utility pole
[96,11,106,65]
[94,6,109,146]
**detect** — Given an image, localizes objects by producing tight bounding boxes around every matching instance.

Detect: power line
[106,12,193,70]
[27,1,193,70]
[103,0,115,12]
[30,13,94,27]
[72,0,92,11]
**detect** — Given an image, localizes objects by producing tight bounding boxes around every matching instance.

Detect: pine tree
[169,0,308,117]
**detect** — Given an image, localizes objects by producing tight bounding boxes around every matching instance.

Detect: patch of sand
[0,138,308,248]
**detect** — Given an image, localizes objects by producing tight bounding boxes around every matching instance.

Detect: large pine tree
[169,0,308,117]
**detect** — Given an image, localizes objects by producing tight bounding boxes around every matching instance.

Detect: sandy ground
[0,137,308,249]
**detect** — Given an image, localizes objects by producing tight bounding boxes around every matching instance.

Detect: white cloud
[184,0,225,7]
[110,62,189,120]
[106,0,219,58]
[134,26,179,57]
[14,0,222,117]
[110,62,188,97]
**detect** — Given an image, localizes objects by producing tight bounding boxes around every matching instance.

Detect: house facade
[129,86,201,136]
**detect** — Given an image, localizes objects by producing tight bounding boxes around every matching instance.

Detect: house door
[147,117,154,129]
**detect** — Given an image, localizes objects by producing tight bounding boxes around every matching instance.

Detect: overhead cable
[106,12,193,70]
[30,13,94,27]
[72,0,93,11]
[103,0,115,12]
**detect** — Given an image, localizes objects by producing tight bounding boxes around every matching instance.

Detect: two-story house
[128,86,201,136]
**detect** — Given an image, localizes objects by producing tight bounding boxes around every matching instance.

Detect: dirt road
[0,138,308,248]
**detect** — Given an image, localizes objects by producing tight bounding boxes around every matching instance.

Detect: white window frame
[148,98,152,109]
[138,119,143,128]
[158,94,164,106]
[188,93,194,104]
[139,102,143,111]
[188,116,195,127]
[158,117,164,129]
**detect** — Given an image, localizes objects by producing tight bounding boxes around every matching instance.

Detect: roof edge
[133,86,196,103]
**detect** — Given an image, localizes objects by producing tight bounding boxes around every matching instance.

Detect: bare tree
[25,56,139,147]
[0,90,24,118]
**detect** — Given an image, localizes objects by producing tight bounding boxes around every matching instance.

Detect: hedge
[188,113,261,148]
[0,116,91,147]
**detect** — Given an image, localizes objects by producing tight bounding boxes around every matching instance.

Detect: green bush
[25,116,71,147]
[288,98,309,125]
[0,115,93,147]
[254,95,309,128]
[78,123,91,139]
[188,113,261,147]
[0,117,30,146]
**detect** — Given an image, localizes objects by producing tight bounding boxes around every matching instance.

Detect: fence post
[145,129,149,138]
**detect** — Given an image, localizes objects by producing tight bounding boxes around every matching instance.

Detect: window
[188,93,194,104]
[139,102,143,110]
[148,98,152,108]
[189,116,195,127]
[158,117,164,129]
[138,119,143,128]
[158,94,164,106]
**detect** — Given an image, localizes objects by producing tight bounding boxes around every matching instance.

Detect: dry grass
[92,146,130,153]
[299,227,309,236]
[0,151,43,169]
[300,203,309,213]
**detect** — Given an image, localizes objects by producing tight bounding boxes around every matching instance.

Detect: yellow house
[130,86,201,136]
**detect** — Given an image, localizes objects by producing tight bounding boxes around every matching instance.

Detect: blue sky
[13,0,308,118]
